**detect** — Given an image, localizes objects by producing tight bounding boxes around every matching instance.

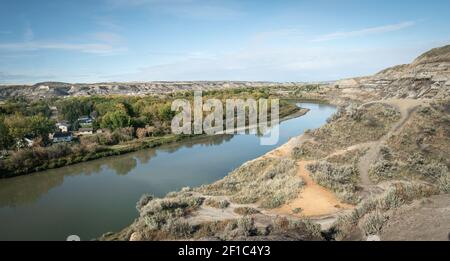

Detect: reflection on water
[0,134,234,208]
[0,103,335,240]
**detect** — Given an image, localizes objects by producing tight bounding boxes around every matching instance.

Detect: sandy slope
[274,161,353,217]
[264,135,354,218]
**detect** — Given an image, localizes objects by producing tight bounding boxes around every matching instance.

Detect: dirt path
[274,161,353,217]
[357,99,427,186]
[189,99,428,226]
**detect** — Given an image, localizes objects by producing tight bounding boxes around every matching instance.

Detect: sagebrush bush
[139,193,204,232]
[204,198,230,209]
[307,161,359,203]
[418,162,448,180]
[163,219,193,238]
[236,217,257,237]
[333,182,438,240]
[437,172,450,193]
[368,159,397,181]
[358,211,387,236]
[136,194,153,211]
[233,207,260,216]
[200,158,304,209]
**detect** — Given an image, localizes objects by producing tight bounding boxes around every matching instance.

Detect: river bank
[0,102,329,240]
[0,101,307,179]
[104,94,449,241]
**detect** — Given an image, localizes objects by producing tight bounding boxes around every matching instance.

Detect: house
[96,128,108,134]
[77,128,93,136]
[24,138,34,147]
[56,121,71,133]
[78,116,93,128]
[52,132,73,143]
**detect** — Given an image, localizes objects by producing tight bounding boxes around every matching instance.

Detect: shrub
[333,182,438,240]
[202,158,304,209]
[234,207,260,216]
[437,173,450,193]
[204,198,230,209]
[369,159,397,181]
[236,217,256,237]
[112,127,135,143]
[136,194,154,211]
[307,161,359,203]
[301,219,322,238]
[418,162,448,180]
[358,211,387,236]
[292,208,302,214]
[163,219,193,238]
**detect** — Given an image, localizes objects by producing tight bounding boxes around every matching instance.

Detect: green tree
[100,110,131,130]
[4,113,30,144]
[58,98,92,124]
[0,116,13,150]
[158,103,175,121]
[29,115,55,143]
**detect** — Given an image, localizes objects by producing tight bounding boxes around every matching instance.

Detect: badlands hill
[0,81,297,100]
[335,45,450,100]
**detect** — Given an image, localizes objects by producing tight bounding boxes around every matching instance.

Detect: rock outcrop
[334,45,450,99]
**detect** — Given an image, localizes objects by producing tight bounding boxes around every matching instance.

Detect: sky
[0,0,449,84]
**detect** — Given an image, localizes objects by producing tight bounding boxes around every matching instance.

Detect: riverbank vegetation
[109,188,322,241]
[0,87,302,177]
[293,103,400,160]
[197,158,304,209]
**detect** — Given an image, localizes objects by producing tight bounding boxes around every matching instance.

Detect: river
[0,102,336,240]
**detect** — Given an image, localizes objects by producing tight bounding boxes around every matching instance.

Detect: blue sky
[0,0,449,84]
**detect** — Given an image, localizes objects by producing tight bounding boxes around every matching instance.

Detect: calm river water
[0,102,336,240]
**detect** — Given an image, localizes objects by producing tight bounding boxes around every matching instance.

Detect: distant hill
[0,81,290,100]
[334,44,450,99]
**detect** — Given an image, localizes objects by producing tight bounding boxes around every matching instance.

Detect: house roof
[78,128,93,132]
[56,121,71,126]
[53,132,72,138]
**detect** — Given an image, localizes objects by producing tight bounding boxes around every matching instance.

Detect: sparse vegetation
[204,198,230,209]
[294,103,400,160]
[307,161,360,203]
[358,210,387,236]
[332,182,438,240]
[233,207,260,215]
[198,158,304,209]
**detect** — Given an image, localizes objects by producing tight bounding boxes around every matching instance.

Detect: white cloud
[0,41,127,55]
[113,42,433,82]
[312,21,416,42]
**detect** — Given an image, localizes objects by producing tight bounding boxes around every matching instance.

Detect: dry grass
[307,161,360,204]
[233,207,260,216]
[198,158,304,209]
[332,182,438,240]
[204,198,230,209]
[294,103,400,160]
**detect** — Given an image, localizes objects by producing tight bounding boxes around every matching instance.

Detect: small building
[56,121,71,133]
[96,128,108,134]
[52,132,73,143]
[24,137,34,147]
[78,116,93,123]
[78,116,93,128]
[77,128,93,136]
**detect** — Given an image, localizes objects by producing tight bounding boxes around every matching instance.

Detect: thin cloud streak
[312,21,416,42]
[0,41,127,55]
